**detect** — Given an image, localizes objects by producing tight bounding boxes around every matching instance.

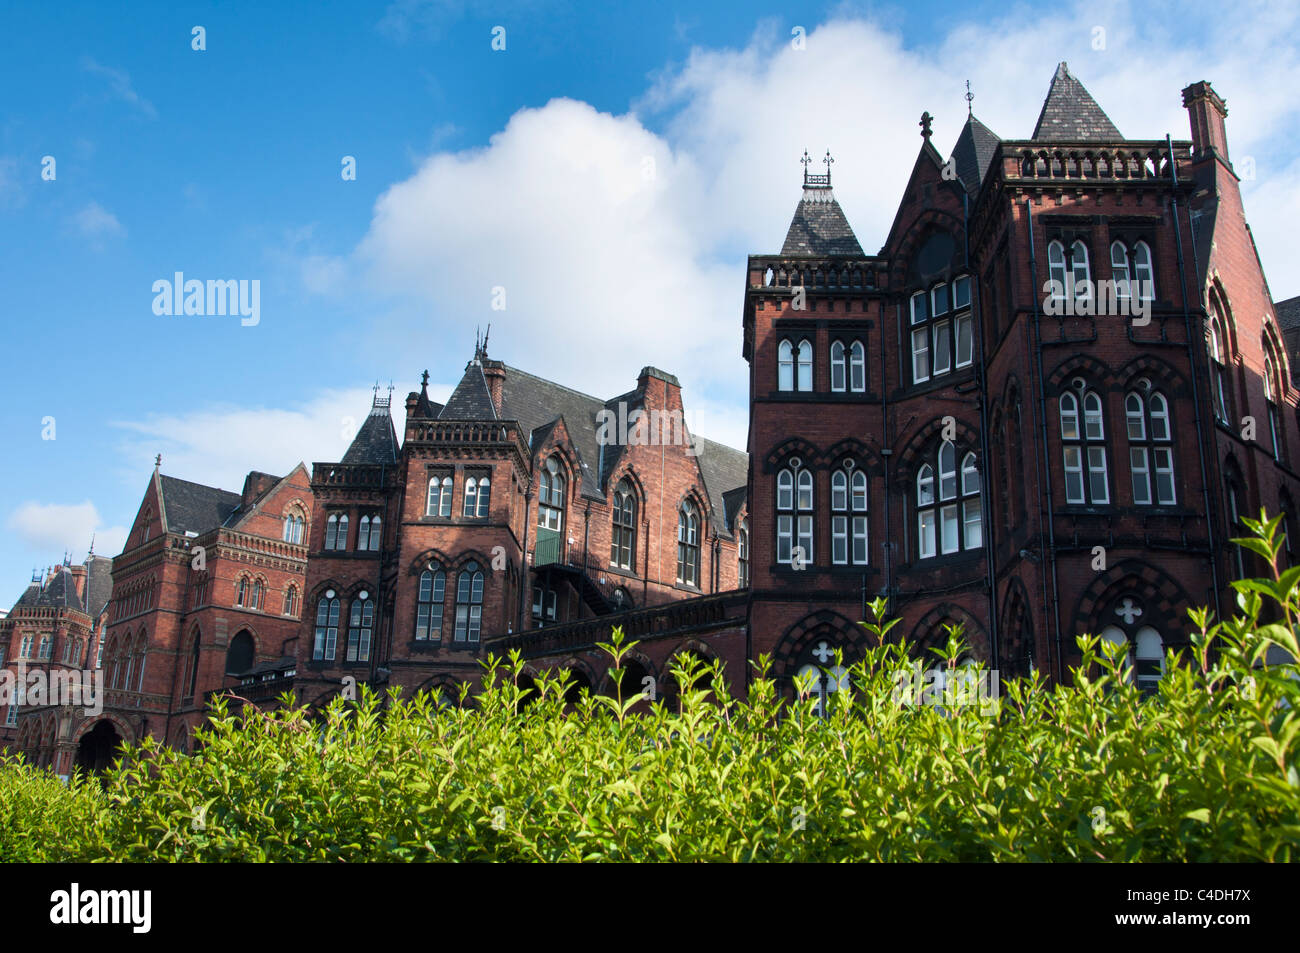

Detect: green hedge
[3,514,1298,861]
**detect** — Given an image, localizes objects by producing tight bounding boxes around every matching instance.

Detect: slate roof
[11,568,82,611]
[781,187,865,256]
[440,364,499,421]
[436,361,750,524]
[341,408,400,465]
[1274,295,1300,333]
[1032,62,1122,142]
[158,475,242,536]
[951,114,1002,195]
[83,554,114,616]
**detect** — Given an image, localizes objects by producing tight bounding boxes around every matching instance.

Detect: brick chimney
[68,563,88,601]
[240,471,277,507]
[482,359,507,416]
[1183,81,1230,163]
[637,366,683,413]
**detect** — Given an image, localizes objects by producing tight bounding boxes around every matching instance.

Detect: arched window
[1208,298,1231,424]
[1127,390,1176,505]
[427,474,453,517]
[357,514,381,550]
[1047,240,1067,299]
[795,642,849,718]
[849,340,866,392]
[778,340,794,391]
[226,630,254,675]
[186,630,200,697]
[463,478,479,517]
[1110,241,1131,299]
[1132,241,1154,300]
[1226,479,1246,580]
[832,465,869,565]
[1060,387,1109,504]
[251,579,264,611]
[737,519,750,588]
[538,457,565,532]
[454,562,484,643]
[910,276,972,385]
[830,341,846,392]
[677,501,700,586]
[475,476,490,517]
[1134,626,1165,696]
[236,576,249,607]
[797,339,813,391]
[917,442,980,558]
[610,480,636,571]
[282,512,304,544]
[1070,240,1092,302]
[135,637,147,691]
[416,565,446,641]
[777,468,795,564]
[347,596,374,662]
[313,594,340,661]
[325,513,349,550]
[1264,350,1284,462]
[283,586,298,616]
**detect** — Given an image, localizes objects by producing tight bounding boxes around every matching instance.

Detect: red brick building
[1,461,315,772]
[739,63,1300,706]
[291,358,750,708]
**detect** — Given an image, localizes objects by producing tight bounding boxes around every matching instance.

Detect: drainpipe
[1167,134,1223,622]
[1026,198,1065,682]
[884,295,897,615]
[519,487,533,634]
[967,190,1000,667]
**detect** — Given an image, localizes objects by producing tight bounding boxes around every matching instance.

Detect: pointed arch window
[831,341,847,392]
[917,442,980,559]
[283,585,298,617]
[796,644,849,718]
[282,512,304,544]
[325,513,349,550]
[251,579,264,611]
[1060,387,1109,504]
[427,474,453,517]
[416,565,446,641]
[797,339,813,391]
[236,576,249,607]
[1048,240,1067,299]
[611,480,637,571]
[1133,241,1155,300]
[832,465,868,565]
[831,340,866,393]
[778,340,794,391]
[346,595,374,663]
[1264,352,1284,462]
[357,514,381,550]
[1110,241,1131,299]
[313,594,340,662]
[1134,626,1165,696]
[474,476,491,517]
[737,519,750,588]
[1127,390,1176,505]
[849,340,866,391]
[1071,240,1092,302]
[538,457,565,532]
[677,501,700,586]
[1208,299,1231,424]
[454,562,484,643]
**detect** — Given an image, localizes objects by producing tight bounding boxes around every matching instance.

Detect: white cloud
[73,201,125,243]
[6,501,128,560]
[289,0,1300,457]
[81,57,157,119]
[111,383,456,494]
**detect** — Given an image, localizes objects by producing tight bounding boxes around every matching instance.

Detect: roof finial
[823,149,834,185]
[966,80,974,116]
[154,453,162,470]
[920,111,934,140]
[89,532,95,556]
[420,369,430,390]
[482,323,490,358]
[800,149,812,184]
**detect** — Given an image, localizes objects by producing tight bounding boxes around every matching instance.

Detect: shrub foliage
[3,514,1298,861]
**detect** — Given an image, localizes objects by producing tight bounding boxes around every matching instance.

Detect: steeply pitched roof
[84,554,114,616]
[498,367,608,500]
[440,363,499,421]
[341,408,399,465]
[1274,294,1300,333]
[781,186,864,256]
[951,114,1002,194]
[158,475,242,536]
[693,437,749,536]
[1032,62,1122,142]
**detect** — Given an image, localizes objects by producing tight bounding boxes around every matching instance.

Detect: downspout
[1026,198,1065,682]
[1167,134,1223,621]
[884,295,897,615]
[967,190,1000,666]
[518,487,533,633]
[370,462,387,686]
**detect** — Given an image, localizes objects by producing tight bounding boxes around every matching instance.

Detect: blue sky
[2,0,1298,607]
